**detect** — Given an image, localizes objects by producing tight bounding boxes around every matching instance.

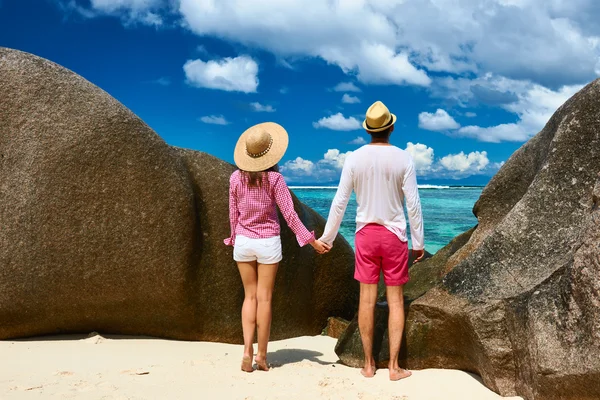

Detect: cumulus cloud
[57,0,600,88]
[282,157,315,174]
[465,112,477,118]
[281,149,353,183]
[449,78,584,142]
[183,56,259,93]
[440,151,490,173]
[333,82,361,92]
[250,102,276,112]
[342,94,361,104]
[405,142,435,173]
[350,137,367,145]
[199,115,230,125]
[282,143,500,182]
[313,113,361,131]
[178,0,431,86]
[418,109,460,131]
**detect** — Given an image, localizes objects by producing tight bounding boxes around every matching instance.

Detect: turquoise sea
[291,186,483,255]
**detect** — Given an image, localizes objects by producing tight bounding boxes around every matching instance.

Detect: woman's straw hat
[234,122,289,172]
[362,101,397,132]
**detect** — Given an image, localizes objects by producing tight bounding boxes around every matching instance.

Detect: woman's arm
[223,174,239,246]
[272,174,316,247]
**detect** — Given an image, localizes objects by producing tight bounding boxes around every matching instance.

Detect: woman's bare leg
[255,262,279,370]
[237,261,258,372]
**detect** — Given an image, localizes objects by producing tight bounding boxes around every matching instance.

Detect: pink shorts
[355,224,409,286]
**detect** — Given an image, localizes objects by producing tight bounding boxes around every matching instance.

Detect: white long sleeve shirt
[319,145,424,250]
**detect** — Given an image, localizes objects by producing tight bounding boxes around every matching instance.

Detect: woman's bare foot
[389,368,412,381]
[241,355,253,373]
[255,355,269,371]
[360,362,376,378]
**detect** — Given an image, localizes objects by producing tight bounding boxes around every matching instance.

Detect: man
[319,100,424,381]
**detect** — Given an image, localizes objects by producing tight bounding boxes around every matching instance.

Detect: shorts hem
[383,278,410,286]
[256,257,283,265]
[354,277,380,284]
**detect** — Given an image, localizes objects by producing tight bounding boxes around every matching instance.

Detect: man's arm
[402,159,424,257]
[319,160,353,246]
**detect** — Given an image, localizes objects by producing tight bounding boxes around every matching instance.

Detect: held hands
[311,239,332,254]
[411,248,425,264]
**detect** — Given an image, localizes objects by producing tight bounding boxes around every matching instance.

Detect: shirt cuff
[224,237,234,246]
[297,231,315,247]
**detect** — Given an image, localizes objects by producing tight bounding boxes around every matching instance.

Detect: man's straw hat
[362,101,397,132]
[234,122,289,172]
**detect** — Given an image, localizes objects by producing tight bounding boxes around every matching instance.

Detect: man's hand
[311,240,332,254]
[411,249,425,264]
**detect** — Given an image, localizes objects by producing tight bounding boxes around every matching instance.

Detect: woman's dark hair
[240,164,280,188]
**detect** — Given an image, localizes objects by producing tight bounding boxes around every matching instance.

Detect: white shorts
[233,235,283,264]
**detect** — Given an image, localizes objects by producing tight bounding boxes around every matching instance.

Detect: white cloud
[178,0,431,86]
[282,157,315,174]
[342,94,361,104]
[58,0,167,25]
[250,102,276,112]
[350,137,367,145]
[333,82,361,92]
[465,112,477,117]
[200,115,230,125]
[279,87,289,94]
[282,143,501,182]
[418,109,460,131]
[446,78,584,142]
[405,142,435,173]
[313,113,361,131]
[59,0,600,89]
[322,149,352,169]
[281,149,353,182]
[440,151,490,173]
[183,56,259,93]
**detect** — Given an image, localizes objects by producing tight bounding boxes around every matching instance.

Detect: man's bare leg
[237,261,258,372]
[386,285,412,381]
[255,262,279,371]
[358,283,378,377]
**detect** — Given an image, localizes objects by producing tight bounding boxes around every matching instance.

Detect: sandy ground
[0,334,523,400]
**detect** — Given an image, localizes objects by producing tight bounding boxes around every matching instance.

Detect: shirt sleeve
[223,173,239,246]
[319,158,353,246]
[273,174,315,247]
[402,158,424,250]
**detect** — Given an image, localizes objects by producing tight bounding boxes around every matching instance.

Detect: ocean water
[291,186,483,255]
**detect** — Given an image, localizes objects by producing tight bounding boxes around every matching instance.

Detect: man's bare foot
[360,363,376,378]
[241,356,253,373]
[255,356,269,371]
[389,368,412,381]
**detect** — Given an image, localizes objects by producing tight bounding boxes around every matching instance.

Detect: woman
[224,122,330,373]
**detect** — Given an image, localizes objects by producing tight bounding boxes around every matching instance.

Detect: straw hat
[362,101,397,132]
[234,122,289,172]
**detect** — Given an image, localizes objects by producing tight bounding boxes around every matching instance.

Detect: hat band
[246,136,273,158]
[366,114,392,130]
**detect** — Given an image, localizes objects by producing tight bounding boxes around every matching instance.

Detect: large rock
[403,80,600,400]
[0,47,358,342]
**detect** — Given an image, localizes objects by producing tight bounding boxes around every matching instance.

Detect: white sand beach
[0,334,523,400]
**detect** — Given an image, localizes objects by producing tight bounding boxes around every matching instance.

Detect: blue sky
[1,0,598,185]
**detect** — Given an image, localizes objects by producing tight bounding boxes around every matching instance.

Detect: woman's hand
[311,240,332,254]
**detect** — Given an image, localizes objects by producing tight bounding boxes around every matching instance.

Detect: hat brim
[362,113,397,132]
[234,122,289,172]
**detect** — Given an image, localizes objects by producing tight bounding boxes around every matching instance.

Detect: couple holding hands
[224,101,424,381]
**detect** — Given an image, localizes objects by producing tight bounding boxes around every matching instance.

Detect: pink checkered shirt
[224,170,315,247]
